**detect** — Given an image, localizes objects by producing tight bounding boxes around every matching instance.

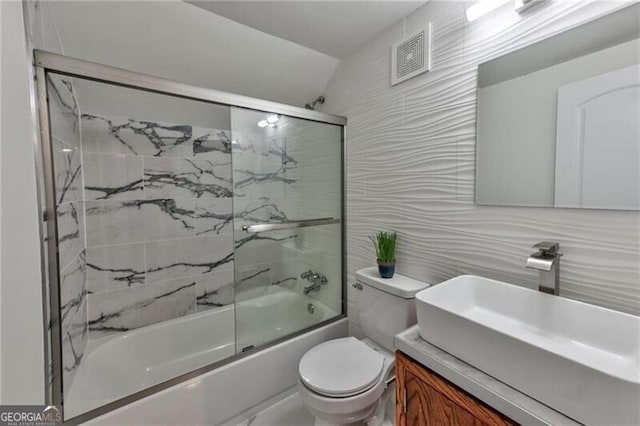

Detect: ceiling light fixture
[465,0,510,22]
[257,114,280,128]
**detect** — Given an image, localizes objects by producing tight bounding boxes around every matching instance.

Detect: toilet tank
[355,267,431,351]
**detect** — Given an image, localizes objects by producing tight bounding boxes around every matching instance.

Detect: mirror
[475,4,640,210]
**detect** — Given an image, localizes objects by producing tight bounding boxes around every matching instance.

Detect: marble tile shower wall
[274,119,342,312]
[230,115,342,313]
[321,0,639,337]
[48,75,88,398]
[231,136,299,304]
[80,114,235,339]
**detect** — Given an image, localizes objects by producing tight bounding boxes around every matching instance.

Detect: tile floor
[235,392,314,426]
[232,390,395,426]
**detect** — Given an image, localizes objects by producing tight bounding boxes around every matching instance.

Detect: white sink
[416,275,640,425]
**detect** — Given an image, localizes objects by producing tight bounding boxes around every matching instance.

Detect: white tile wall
[321,0,640,337]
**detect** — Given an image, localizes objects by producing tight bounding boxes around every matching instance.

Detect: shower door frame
[33,49,347,424]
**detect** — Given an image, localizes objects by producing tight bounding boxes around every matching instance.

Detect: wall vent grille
[391,24,432,86]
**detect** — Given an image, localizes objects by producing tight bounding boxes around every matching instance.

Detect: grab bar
[241,217,340,233]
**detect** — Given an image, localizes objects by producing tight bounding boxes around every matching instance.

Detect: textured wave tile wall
[322,1,639,336]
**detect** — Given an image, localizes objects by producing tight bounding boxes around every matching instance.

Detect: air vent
[391,24,432,86]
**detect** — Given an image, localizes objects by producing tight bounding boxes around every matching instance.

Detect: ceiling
[187,1,426,59]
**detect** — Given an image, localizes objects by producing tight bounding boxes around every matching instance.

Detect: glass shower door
[38,50,345,423]
[44,73,236,418]
[231,108,343,352]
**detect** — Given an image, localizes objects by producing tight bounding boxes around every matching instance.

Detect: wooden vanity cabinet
[395,351,518,426]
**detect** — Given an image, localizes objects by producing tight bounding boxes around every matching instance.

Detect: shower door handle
[241,217,340,233]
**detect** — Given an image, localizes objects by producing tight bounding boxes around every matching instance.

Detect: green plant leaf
[370,231,397,262]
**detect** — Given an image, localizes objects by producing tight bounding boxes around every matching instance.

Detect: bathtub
[236,287,337,351]
[66,288,340,420]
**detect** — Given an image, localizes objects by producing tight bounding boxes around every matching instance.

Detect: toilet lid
[299,337,385,397]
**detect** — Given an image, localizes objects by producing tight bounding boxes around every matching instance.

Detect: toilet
[298,267,431,426]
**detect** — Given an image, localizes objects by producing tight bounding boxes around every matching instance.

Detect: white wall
[72,78,231,129]
[0,0,45,404]
[321,0,640,337]
[0,1,3,404]
[43,1,340,108]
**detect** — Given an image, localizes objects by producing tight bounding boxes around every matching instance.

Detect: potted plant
[369,231,398,278]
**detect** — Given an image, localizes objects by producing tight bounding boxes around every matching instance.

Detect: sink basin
[416,275,640,425]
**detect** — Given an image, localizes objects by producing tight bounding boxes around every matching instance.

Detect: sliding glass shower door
[44,73,236,419]
[37,50,344,423]
[231,109,343,352]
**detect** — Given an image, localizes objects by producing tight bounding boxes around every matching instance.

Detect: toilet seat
[299,337,385,397]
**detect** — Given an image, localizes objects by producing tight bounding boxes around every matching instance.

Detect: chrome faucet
[303,275,328,295]
[526,241,562,295]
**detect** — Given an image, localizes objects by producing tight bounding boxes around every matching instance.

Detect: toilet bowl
[298,337,394,426]
[297,268,431,426]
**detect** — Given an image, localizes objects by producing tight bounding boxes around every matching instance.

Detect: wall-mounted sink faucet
[526,241,562,295]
